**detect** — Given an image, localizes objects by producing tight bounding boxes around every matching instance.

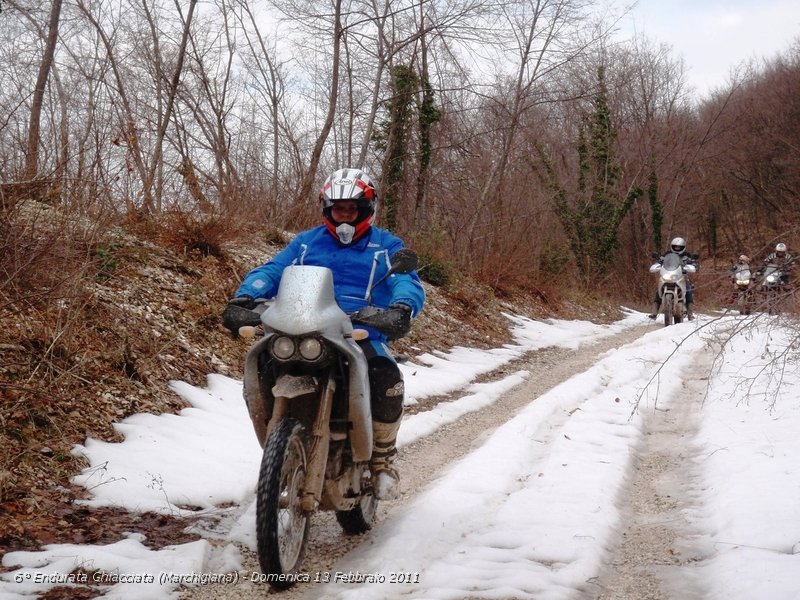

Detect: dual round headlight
[298,337,323,360]
[270,335,324,361]
[272,336,296,360]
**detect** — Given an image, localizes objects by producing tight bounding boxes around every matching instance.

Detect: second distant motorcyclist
[730,255,751,280]
[728,254,754,312]
[648,236,699,320]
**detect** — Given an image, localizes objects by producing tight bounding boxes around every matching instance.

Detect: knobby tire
[256,418,309,589]
[663,295,674,327]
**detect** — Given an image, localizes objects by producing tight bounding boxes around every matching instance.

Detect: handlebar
[228,302,402,341]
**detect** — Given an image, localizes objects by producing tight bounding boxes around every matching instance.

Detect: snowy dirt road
[182,322,716,600]
[7,314,798,600]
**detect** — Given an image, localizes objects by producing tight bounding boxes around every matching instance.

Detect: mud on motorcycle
[226,249,418,588]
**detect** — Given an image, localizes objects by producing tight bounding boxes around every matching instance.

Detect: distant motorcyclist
[647,236,699,320]
[727,254,755,312]
[759,242,794,286]
[730,254,751,281]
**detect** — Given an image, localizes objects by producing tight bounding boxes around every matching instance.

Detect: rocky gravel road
[596,339,714,600]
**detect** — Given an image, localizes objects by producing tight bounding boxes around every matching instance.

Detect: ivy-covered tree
[373,63,441,233]
[536,65,643,284]
[648,168,663,251]
[414,74,441,228]
[376,64,418,232]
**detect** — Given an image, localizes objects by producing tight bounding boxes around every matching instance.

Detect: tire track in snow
[595,335,716,600]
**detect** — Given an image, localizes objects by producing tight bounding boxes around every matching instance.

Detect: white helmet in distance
[670,237,686,254]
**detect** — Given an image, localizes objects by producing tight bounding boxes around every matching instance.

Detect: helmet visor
[322,196,373,210]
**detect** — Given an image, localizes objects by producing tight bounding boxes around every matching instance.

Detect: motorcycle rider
[761,242,794,286]
[728,254,752,307]
[647,236,699,320]
[730,254,751,282]
[222,167,426,500]
[731,254,751,276]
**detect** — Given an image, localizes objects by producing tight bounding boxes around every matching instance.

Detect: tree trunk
[23,0,63,182]
[144,0,199,213]
[296,0,342,205]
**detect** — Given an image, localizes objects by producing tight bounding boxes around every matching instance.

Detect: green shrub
[418,254,452,287]
[539,242,571,277]
[94,243,121,280]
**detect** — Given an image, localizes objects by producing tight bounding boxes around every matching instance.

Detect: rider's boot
[371,417,402,500]
[687,303,695,320]
[647,301,659,319]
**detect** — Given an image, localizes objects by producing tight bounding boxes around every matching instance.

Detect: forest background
[1,0,799,555]
[4,0,800,294]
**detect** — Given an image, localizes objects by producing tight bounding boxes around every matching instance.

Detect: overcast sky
[621,0,800,96]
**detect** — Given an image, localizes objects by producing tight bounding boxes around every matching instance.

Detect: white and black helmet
[670,237,686,254]
[775,242,787,256]
[319,168,377,245]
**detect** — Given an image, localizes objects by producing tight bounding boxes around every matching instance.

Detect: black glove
[352,303,413,341]
[221,296,260,335]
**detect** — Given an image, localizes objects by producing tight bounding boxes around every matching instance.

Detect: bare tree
[295,0,343,205]
[74,0,198,216]
[18,0,63,183]
[455,0,607,276]
[231,0,291,194]
[144,0,199,212]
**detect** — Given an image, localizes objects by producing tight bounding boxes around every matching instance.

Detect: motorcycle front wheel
[256,418,309,588]
[335,474,378,534]
[738,291,753,315]
[662,295,674,327]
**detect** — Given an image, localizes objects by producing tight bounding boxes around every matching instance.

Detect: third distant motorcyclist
[648,236,699,320]
[760,242,794,286]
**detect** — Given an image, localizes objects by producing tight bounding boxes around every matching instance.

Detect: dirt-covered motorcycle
[230,249,418,588]
[649,251,696,326]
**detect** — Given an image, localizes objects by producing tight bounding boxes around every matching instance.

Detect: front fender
[243,335,272,447]
[272,374,317,398]
[326,336,372,463]
[659,284,684,300]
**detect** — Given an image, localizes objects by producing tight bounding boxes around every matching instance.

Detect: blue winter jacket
[235,225,425,339]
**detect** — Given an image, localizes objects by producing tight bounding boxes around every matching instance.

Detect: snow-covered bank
[3,312,800,600]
